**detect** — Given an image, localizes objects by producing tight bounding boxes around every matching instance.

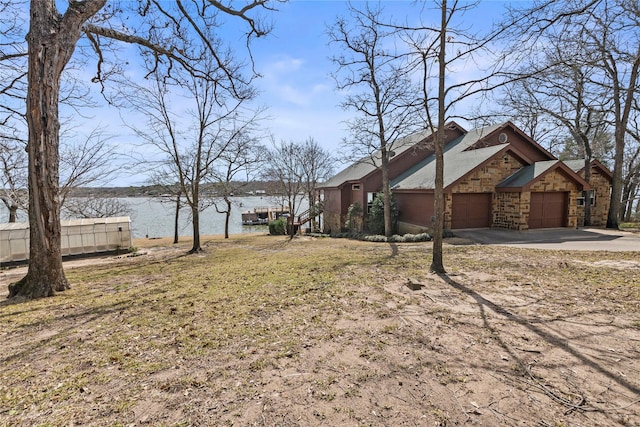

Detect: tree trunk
[224,198,231,239]
[173,194,180,244]
[607,44,639,229]
[583,156,591,227]
[8,205,18,223]
[381,148,392,238]
[607,126,625,229]
[623,182,637,222]
[430,0,447,274]
[9,2,78,299]
[190,205,201,253]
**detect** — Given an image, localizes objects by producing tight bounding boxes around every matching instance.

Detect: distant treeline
[69,181,289,198]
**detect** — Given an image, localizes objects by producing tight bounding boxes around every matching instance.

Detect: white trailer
[0,217,133,264]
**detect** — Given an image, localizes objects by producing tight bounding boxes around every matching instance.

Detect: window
[577,190,596,206]
[367,192,377,213]
[352,184,361,191]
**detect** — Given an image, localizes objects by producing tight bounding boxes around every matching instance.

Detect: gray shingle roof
[562,159,587,173]
[391,124,506,190]
[497,160,559,188]
[320,128,436,188]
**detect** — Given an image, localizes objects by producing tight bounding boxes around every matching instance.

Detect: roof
[391,123,506,190]
[0,216,132,231]
[563,159,587,172]
[497,160,559,188]
[563,158,614,181]
[497,160,591,191]
[321,127,437,189]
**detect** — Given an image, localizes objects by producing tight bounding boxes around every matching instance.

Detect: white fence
[0,217,132,264]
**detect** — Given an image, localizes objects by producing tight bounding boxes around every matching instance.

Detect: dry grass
[0,234,639,426]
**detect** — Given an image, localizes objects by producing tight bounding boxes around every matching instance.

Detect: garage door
[529,192,567,229]
[451,193,492,229]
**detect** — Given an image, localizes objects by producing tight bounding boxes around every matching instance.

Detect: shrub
[269,218,287,235]
[345,202,363,233]
[361,233,432,243]
[367,192,398,235]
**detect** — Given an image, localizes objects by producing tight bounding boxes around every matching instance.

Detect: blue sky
[75,1,511,186]
[246,1,509,152]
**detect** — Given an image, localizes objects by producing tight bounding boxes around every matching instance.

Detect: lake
[0,196,310,239]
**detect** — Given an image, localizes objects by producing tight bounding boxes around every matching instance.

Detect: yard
[1,234,638,426]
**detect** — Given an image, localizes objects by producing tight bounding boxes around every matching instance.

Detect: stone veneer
[575,168,611,227]
[446,155,583,230]
[444,154,524,229]
[494,192,525,230]
[526,169,581,229]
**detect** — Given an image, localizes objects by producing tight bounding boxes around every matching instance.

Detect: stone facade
[494,192,525,230]
[444,154,524,229]
[527,170,581,229]
[575,168,611,227]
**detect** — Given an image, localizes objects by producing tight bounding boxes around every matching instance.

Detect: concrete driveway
[452,227,640,251]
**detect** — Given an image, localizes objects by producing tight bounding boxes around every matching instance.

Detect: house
[563,159,613,227]
[319,122,612,233]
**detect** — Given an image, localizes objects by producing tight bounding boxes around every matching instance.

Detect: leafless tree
[263,140,307,239]
[622,108,640,221]
[504,0,640,229]
[0,138,27,222]
[399,0,505,273]
[210,111,267,239]
[497,38,611,225]
[4,0,278,299]
[299,138,334,232]
[62,197,130,219]
[125,59,258,253]
[328,3,420,238]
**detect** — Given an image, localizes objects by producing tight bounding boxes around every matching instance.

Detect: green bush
[269,218,287,235]
[345,202,363,232]
[367,192,398,235]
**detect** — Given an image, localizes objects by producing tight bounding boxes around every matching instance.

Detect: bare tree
[126,59,257,253]
[328,3,420,238]
[622,108,640,221]
[58,127,122,206]
[62,197,130,219]
[210,112,267,239]
[5,0,278,299]
[299,138,335,232]
[504,0,640,229]
[498,40,610,225]
[399,0,505,273]
[0,138,27,222]
[263,140,307,239]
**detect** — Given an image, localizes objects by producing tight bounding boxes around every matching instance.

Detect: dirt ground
[1,236,639,426]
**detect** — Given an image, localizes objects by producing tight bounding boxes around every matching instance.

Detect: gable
[563,159,613,183]
[465,122,555,163]
[497,160,591,191]
[319,122,466,190]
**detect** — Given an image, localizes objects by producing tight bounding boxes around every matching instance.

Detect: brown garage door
[451,193,492,229]
[529,192,567,229]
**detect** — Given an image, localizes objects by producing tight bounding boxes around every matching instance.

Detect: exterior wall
[321,188,343,233]
[500,130,553,162]
[495,192,527,230]
[445,154,525,229]
[575,168,611,227]
[395,192,434,232]
[527,170,581,229]
[339,129,466,229]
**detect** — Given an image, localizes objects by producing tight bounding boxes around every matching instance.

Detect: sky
[70,1,511,187]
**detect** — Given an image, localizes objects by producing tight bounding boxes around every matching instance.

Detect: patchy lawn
[1,234,639,426]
